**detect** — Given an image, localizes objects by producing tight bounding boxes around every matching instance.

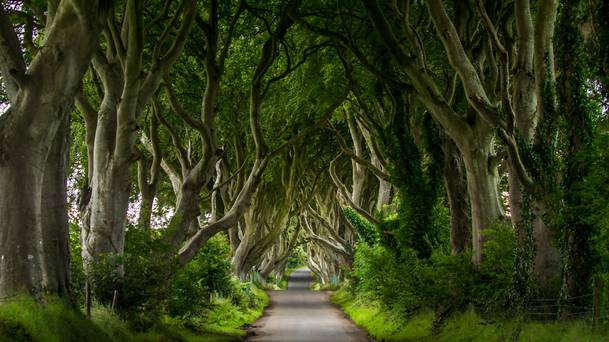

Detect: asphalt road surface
[247,268,372,342]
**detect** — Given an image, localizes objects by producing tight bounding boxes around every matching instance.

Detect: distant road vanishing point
[247,268,372,342]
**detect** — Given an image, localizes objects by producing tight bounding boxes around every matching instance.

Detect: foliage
[348,221,516,320]
[352,243,422,315]
[71,229,267,331]
[85,228,175,328]
[168,235,234,318]
[332,288,609,342]
[343,207,378,245]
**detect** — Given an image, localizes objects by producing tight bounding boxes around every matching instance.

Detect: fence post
[111,290,118,311]
[593,276,603,328]
[85,280,92,318]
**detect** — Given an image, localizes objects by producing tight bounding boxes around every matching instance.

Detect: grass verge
[331,288,609,342]
[0,285,269,342]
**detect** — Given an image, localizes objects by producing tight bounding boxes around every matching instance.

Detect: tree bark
[442,137,470,255]
[40,114,72,296]
[456,119,504,265]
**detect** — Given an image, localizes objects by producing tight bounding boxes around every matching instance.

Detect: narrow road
[248,268,372,342]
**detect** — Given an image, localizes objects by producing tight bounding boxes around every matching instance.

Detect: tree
[0,0,111,298]
[76,0,195,268]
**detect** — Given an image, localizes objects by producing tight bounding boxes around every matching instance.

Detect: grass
[0,296,113,342]
[331,288,609,342]
[0,285,269,342]
[310,281,341,291]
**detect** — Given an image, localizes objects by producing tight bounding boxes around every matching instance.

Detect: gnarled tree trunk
[0,1,108,298]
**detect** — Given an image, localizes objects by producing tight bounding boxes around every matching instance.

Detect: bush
[86,228,175,329]
[168,234,234,318]
[349,221,516,320]
[477,222,516,313]
[76,229,253,329]
[352,243,422,316]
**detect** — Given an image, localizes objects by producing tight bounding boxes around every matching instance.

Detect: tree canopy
[0,0,608,338]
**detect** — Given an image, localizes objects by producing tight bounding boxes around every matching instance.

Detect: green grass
[128,285,269,342]
[331,288,609,342]
[0,296,113,342]
[310,281,341,291]
[0,286,269,342]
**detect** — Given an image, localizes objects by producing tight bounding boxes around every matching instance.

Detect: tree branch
[329,154,380,225]
[328,122,391,182]
[0,4,26,102]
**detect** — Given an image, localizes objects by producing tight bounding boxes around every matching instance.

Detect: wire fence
[523,292,609,325]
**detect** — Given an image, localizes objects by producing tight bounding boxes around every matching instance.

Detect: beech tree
[0,0,111,298]
[76,0,196,268]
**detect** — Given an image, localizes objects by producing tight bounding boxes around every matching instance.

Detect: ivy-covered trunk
[557,0,597,313]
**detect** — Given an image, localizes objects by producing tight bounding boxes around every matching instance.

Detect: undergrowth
[0,287,268,342]
[332,288,609,342]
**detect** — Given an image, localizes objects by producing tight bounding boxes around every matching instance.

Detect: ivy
[343,206,378,246]
[555,0,602,311]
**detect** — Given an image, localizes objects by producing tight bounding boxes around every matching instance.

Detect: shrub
[86,228,175,329]
[168,234,233,317]
[353,243,423,316]
[349,221,516,320]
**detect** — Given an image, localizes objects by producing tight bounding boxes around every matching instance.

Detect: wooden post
[111,290,118,311]
[85,281,92,318]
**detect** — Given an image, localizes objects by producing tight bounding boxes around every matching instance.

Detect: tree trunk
[461,131,503,266]
[442,138,470,255]
[138,188,155,230]
[532,215,560,286]
[0,115,47,298]
[82,164,130,265]
[40,114,71,296]
[375,180,393,213]
[347,113,365,206]
[0,0,108,298]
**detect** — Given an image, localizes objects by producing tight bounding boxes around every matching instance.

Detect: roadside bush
[417,250,478,312]
[352,243,422,316]
[74,229,246,329]
[86,228,174,329]
[168,234,233,317]
[350,221,516,320]
[477,223,516,313]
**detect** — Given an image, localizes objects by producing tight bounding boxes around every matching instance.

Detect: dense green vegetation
[333,289,607,342]
[1,234,268,341]
[1,0,609,340]
[0,291,268,342]
[337,208,609,340]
